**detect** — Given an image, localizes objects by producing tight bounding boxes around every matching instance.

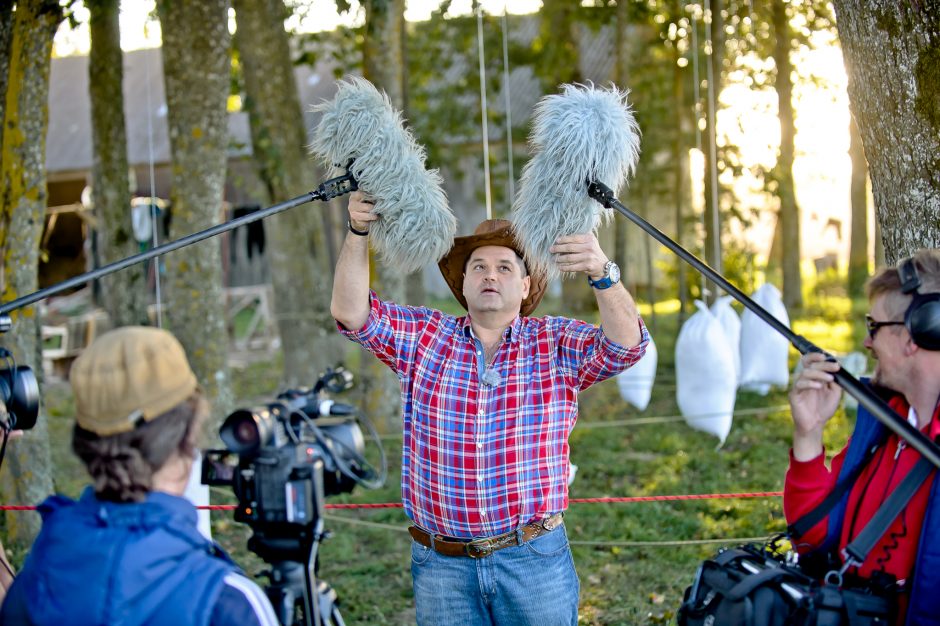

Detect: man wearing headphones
[785,249,940,625]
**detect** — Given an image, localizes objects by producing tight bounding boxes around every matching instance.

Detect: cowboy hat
[437,219,547,317]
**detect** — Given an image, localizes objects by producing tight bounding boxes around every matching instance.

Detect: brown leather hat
[437,219,547,317]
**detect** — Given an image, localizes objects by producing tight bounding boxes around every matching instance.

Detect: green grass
[22,292,869,625]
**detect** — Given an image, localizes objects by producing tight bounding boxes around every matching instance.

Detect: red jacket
[784,395,940,623]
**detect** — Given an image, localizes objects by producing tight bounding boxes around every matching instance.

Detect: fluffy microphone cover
[511,83,640,279]
[310,77,455,273]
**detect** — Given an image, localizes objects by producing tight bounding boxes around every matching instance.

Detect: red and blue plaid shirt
[338,291,649,538]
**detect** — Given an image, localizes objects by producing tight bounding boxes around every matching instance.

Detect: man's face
[864,293,911,390]
[462,245,530,317]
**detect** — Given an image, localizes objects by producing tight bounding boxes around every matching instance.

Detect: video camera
[203,366,385,626]
[0,316,40,434]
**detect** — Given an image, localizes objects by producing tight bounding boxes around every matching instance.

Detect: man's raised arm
[331,191,377,331]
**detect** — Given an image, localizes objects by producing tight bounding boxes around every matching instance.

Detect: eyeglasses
[865,314,905,339]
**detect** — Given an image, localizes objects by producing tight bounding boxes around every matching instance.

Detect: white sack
[675,301,737,443]
[616,337,658,411]
[711,296,741,384]
[739,284,791,395]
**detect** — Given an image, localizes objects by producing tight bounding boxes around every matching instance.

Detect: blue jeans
[410,524,580,625]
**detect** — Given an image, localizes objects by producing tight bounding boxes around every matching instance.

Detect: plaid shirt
[339,291,649,538]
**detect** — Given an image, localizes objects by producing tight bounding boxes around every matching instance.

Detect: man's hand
[789,352,842,461]
[549,233,608,278]
[348,191,378,234]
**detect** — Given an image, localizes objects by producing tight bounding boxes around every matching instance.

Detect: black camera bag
[679,443,935,626]
[677,544,892,626]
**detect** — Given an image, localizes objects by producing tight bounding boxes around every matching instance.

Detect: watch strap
[588,261,615,290]
[347,219,370,237]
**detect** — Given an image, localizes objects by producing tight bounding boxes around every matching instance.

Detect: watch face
[609,262,621,283]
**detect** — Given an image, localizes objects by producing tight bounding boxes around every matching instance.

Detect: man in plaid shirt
[332,191,649,625]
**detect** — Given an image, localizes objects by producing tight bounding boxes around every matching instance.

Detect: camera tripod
[250,519,346,626]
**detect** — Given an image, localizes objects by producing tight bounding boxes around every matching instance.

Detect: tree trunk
[773,0,802,309]
[847,115,870,297]
[0,2,12,147]
[233,0,347,387]
[89,0,149,327]
[157,0,233,422]
[362,0,408,431]
[0,0,62,544]
[702,0,724,304]
[612,0,630,289]
[671,2,691,324]
[831,0,940,263]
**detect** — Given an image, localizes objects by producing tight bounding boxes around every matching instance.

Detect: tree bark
[671,0,691,323]
[361,0,408,431]
[157,0,233,422]
[233,0,347,387]
[847,115,870,297]
[701,0,725,304]
[0,0,62,543]
[773,0,803,309]
[832,0,940,263]
[89,0,149,327]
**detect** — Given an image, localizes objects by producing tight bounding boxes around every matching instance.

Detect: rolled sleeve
[335,291,385,344]
[334,291,433,379]
[564,316,650,389]
[599,316,650,363]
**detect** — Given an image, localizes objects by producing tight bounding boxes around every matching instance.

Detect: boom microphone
[310,78,456,273]
[510,83,640,278]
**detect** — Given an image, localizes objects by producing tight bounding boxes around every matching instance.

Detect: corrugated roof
[46,16,620,173]
[46,47,342,174]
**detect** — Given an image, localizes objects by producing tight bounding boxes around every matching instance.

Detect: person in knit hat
[1,327,278,626]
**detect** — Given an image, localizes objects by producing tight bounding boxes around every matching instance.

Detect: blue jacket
[824,388,940,626]
[1,487,241,626]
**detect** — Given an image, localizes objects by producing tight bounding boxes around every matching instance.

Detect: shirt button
[480,510,486,517]
[478,409,484,416]
[477,475,483,482]
[477,442,483,449]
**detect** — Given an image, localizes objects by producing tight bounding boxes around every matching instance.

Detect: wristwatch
[588,260,621,290]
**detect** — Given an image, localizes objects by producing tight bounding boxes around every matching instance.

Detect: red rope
[0,491,783,511]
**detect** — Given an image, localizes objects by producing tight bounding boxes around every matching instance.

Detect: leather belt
[408,512,564,559]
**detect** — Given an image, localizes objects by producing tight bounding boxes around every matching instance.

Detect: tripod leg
[329,604,346,626]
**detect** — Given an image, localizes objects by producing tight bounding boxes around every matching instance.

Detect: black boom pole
[587,180,940,471]
[0,170,358,318]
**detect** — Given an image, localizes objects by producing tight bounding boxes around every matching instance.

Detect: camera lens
[220,409,274,455]
[0,365,39,431]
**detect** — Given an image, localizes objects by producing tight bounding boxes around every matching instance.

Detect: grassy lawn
[17,289,870,625]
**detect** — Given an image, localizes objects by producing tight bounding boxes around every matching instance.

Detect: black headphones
[898,256,940,350]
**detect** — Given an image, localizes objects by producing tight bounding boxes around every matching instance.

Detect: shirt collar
[460,315,522,344]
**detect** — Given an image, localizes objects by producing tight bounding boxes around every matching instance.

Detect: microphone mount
[0,167,359,318]
[587,179,940,472]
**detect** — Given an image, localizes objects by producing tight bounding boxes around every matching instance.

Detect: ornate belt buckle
[542,513,563,531]
[465,539,494,558]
